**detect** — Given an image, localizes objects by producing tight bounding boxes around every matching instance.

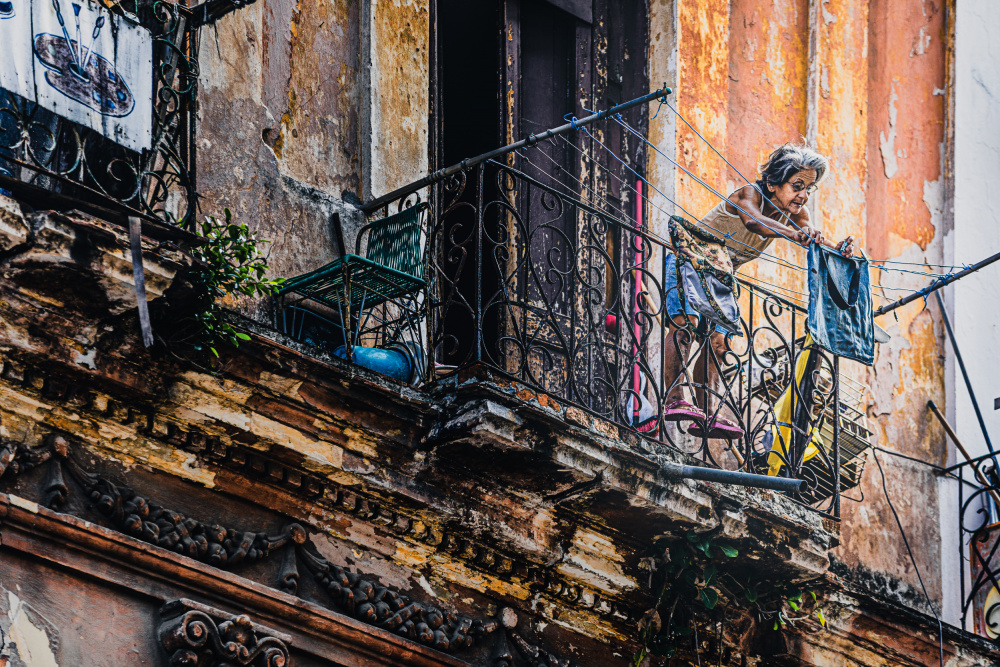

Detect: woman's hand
[791,228,814,245]
[837,235,856,257]
[798,224,825,245]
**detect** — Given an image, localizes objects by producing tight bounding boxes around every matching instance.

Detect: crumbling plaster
[664,0,952,619]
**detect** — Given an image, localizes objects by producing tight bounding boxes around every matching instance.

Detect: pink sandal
[688,416,744,440]
[662,399,706,423]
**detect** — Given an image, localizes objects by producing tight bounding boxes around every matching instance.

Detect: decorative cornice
[0,435,307,568]
[0,435,500,656]
[297,540,497,652]
[0,360,637,623]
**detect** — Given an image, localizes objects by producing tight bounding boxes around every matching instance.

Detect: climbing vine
[634,531,826,666]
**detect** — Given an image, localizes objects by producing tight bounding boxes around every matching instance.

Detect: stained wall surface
[666,0,952,615]
[192,0,960,627]
[946,0,1000,628]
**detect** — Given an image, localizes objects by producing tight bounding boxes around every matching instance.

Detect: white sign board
[0,0,153,152]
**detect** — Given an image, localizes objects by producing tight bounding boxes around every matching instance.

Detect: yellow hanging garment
[767,334,824,476]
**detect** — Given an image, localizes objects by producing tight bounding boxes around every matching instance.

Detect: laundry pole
[363,86,673,213]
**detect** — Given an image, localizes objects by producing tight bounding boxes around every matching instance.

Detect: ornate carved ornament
[159,600,291,666]
[0,435,306,567]
[0,434,498,655]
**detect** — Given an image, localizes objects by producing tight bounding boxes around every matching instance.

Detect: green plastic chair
[278,204,428,346]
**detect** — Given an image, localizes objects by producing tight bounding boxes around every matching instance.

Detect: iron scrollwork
[0,0,256,225]
[367,159,860,517]
[159,606,290,667]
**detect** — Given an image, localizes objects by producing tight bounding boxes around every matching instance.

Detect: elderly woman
[661,143,855,439]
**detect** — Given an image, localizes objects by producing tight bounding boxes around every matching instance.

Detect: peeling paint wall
[655,0,953,619]
[363,0,431,201]
[194,0,430,319]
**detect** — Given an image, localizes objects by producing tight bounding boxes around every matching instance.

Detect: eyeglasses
[790,181,818,194]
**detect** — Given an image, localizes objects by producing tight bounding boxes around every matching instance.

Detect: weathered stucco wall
[662,0,952,617]
[844,0,948,614]
[193,0,431,320]
[363,0,431,201]
[945,0,1000,628]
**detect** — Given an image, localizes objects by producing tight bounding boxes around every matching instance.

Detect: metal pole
[874,249,1000,317]
[660,463,807,493]
[833,355,841,518]
[928,400,1000,511]
[361,86,673,213]
[934,290,996,460]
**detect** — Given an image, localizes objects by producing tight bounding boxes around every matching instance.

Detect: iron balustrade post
[959,465,967,630]
[475,162,484,364]
[833,354,841,518]
[934,290,1000,500]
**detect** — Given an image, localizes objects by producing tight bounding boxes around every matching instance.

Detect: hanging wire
[519,112,951,302]
[611,114,814,250]
[624,108,964,282]
[577,121,813,274]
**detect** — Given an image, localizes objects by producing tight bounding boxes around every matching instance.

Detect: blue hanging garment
[807,244,874,366]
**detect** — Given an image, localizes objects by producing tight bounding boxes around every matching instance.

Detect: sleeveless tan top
[697,194,775,268]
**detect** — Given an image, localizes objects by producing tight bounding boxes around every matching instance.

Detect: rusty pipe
[659,463,806,493]
[928,400,1000,510]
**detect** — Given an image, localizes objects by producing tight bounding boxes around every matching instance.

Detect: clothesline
[516,146,895,312]
[518,131,922,302]
[516,104,963,304]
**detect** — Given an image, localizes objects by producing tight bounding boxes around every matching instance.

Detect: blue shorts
[663,253,741,336]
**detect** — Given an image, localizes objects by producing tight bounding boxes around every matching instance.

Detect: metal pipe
[873,249,1000,316]
[934,290,996,459]
[361,86,673,213]
[928,400,1000,510]
[660,463,807,493]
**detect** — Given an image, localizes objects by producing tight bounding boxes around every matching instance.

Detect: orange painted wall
[669,0,950,605]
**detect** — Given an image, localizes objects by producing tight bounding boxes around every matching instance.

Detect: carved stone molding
[159,599,291,666]
[0,434,502,656]
[297,540,498,652]
[0,435,307,569]
[0,358,635,623]
[490,610,578,667]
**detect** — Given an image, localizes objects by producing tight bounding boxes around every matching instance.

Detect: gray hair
[758,143,829,188]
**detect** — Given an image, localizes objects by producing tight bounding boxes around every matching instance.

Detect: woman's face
[768,168,818,215]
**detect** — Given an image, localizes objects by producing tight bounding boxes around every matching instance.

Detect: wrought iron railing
[0,0,248,225]
[955,450,1000,639]
[354,160,866,517]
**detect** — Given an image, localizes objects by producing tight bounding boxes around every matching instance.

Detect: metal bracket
[187,0,258,28]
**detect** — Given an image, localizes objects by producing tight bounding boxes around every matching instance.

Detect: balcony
[280,158,870,520]
[0,0,248,229]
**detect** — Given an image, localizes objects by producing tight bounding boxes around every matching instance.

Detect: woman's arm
[792,206,857,257]
[727,187,810,243]
[729,187,857,257]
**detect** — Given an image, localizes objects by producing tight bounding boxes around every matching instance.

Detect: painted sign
[0,0,153,151]
[971,522,1000,639]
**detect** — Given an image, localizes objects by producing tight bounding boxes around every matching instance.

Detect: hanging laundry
[766,334,824,476]
[807,244,874,366]
[667,215,740,334]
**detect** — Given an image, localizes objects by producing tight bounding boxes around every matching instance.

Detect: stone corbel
[159,599,292,666]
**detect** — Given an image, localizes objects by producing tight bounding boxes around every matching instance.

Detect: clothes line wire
[520,112,958,304]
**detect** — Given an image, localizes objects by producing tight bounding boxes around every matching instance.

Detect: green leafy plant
[633,531,826,666]
[185,208,282,358]
[634,531,739,664]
